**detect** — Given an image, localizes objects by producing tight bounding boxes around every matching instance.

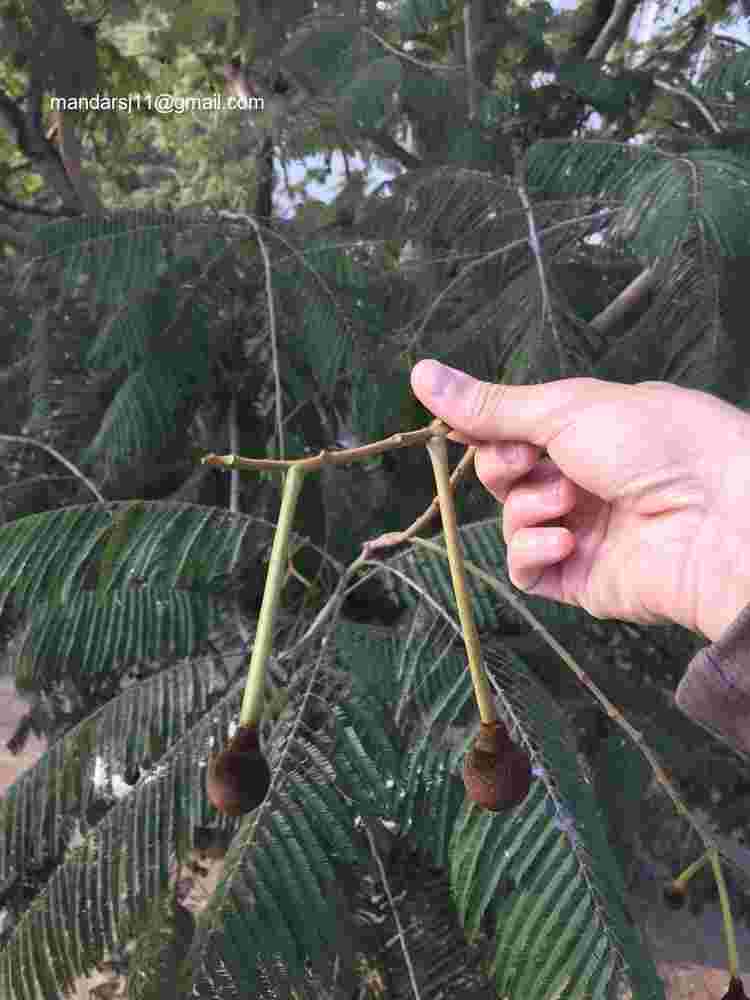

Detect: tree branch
[654,77,721,134]
[586,0,641,62]
[0,224,32,249]
[588,264,661,333]
[0,194,65,218]
[0,87,84,212]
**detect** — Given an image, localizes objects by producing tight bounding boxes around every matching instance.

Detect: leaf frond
[0,666,243,995]
[0,502,276,615]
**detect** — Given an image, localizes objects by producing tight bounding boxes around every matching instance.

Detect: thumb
[410,359,600,449]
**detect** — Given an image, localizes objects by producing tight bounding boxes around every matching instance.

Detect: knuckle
[465,382,503,426]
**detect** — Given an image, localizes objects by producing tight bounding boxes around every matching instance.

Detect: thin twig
[276,552,369,663]
[463,0,479,121]
[713,33,749,49]
[515,162,565,374]
[362,444,477,557]
[0,434,105,503]
[405,209,611,352]
[362,26,463,74]
[246,217,284,460]
[654,78,721,134]
[218,210,344,352]
[202,418,451,472]
[363,821,423,1000]
[228,394,240,514]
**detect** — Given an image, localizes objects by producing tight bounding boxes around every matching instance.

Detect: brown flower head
[207,724,270,817]
[463,721,532,812]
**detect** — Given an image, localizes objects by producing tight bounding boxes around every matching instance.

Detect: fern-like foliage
[186,626,398,995]
[382,518,590,634]
[525,140,750,261]
[375,528,663,998]
[0,501,275,618]
[273,242,357,400]
[31,213,169,308]
[27,212,234,474]
[359,163,604,373]
[279,13,364,97]
[0,653,240,997]
[8,8,750,993]
[589,242,729,394]
[695,45,750,129]
[81,354,204,471]
[127,892,196,1000]
[0,489,683,1000]
[178,519,664,999]
[188,622,465,995]
[28,201,413,473]
[398,0,454,36]
[272,239,407,441]
[338,55,403,132]
[13,589,227,696]
[450,646,661,999]
[556,58,654,118]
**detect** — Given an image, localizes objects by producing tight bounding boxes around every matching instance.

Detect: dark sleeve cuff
[675,601,750,755]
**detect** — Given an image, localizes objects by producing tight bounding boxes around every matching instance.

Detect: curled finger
[507,526,575,592]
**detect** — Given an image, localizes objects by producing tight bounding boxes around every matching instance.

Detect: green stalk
[709,847,739,978]
[425,434,496,725]
[674,850,711,888]
[240,464,307,727]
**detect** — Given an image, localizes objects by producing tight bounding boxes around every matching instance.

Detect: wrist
[689,515,750,642]
[675,599,750,756]
[697,553,750,643]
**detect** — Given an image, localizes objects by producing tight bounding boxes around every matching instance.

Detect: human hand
[411,360,750,643]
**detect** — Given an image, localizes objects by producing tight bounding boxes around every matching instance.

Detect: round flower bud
[662,880,688,910]
[207,725,270,817]
[463,721,532,812]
